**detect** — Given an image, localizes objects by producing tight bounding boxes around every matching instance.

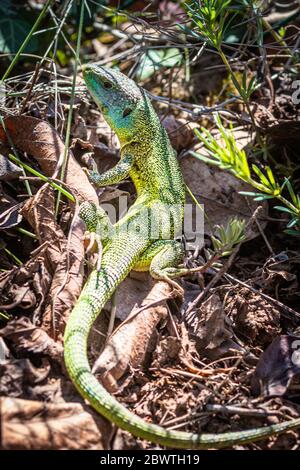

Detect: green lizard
[64,64,300,449]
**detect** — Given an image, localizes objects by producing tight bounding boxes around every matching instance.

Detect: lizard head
[82,64,149,143]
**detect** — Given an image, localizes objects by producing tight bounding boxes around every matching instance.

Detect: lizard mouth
[82,64,110,114]
[98,104,109,114]
[82,64,98,85]
[82,64,110,86]
[82,63,97,75]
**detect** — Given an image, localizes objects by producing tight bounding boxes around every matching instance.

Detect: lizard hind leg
[132,239,175,272]
[149,240,185,279]
[143,240,186,293]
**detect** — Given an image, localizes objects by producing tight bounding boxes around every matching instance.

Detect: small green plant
[192,114,300,234]
[211,217,246,256]
[184,1,258,105]
[184,0,232,50]
[191,217,246,275]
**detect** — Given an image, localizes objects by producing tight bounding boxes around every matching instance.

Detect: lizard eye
[103,80,112,89]
[122,107,132,118]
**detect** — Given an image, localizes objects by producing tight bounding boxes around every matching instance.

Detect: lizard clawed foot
[83,231,103,270]
[83,230,98,254]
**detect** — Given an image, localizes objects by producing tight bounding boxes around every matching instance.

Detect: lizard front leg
[79,201,113,243]
[82,153,134,256]
[79,201,114,266]
[87,153,134,187]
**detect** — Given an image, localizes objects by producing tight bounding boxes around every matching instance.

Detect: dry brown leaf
[72,137,119,167]
[0,191,22,232]
[195,293,242,360]
[0,115,98,205]
[0,317,63,361]
[0,202,22,230]
[0,358,50,397]
[0,243,51,315]
[92,281,174,392]
[0,397,112,449]
[106,273,154,321]
[21,186,65,256]
[0,154,22,180]
[252,335,300,397]
[21,185,84,338]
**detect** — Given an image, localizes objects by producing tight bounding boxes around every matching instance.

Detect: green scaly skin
[64,64,300,449]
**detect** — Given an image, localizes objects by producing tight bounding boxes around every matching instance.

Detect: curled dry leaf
[0,191,22,231]
[251,335,300,397]
[92,281,174,392]
[0,397,112,450]
[0,154,22,180]
[0,317,63,361]
[72,137,118,167]
[0,202,22,230]
[0,358,50,397]
[260,252,300,300]
[0,243,51,315]
[195,293,243,360]
[0,115,98,205]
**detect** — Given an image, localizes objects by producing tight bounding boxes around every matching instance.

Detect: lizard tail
[64,237,300,449]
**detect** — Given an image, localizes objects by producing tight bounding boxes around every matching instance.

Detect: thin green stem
[217,47,264,148]
[4,248,22,266]
[55,0,85,216]
[185,183,214,233]
[0,311,11,321]
[17,227,38,240]
[240,174,297,213]
[8,154,75,202]
[261,18,292,56]
[277,194,300,215]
